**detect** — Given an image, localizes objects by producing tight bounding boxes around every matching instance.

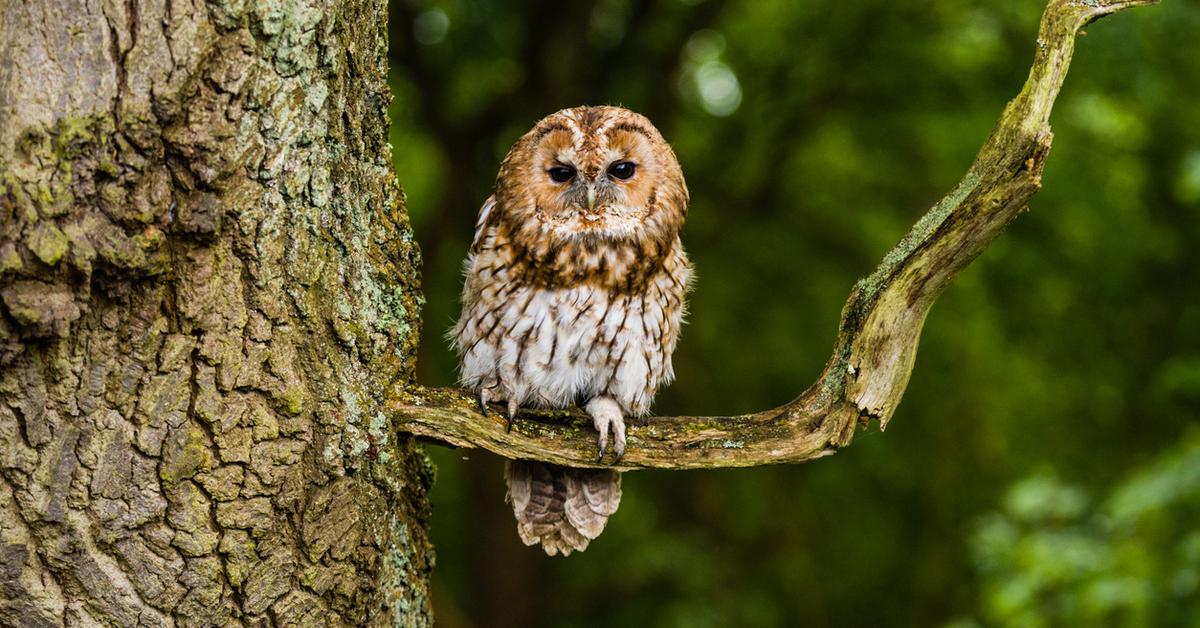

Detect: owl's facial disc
[496,106,688,251]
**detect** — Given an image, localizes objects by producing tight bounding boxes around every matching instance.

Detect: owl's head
[494,106,688,249]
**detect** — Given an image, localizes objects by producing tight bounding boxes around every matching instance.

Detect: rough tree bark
[0,0,431,626]
[393,0,1161,470]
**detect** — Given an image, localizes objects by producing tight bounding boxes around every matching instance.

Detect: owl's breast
[455,249,690,415]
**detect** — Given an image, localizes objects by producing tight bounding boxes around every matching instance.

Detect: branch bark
[391,0,1160,471]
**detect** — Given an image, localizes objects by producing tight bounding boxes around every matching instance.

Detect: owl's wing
[470,194,497,253]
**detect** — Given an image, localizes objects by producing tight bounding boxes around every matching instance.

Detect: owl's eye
[548,166,576,183]
[607,161,637,180]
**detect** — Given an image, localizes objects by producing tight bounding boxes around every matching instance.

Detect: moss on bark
[0,0,432,625]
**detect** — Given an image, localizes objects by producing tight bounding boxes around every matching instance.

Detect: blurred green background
[385,0,1200,626]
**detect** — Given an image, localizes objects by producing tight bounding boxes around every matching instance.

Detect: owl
[452,105,692,555]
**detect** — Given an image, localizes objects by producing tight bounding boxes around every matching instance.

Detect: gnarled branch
[391,0,1159,470]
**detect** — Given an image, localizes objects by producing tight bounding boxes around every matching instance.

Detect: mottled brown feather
[456,106,691,555]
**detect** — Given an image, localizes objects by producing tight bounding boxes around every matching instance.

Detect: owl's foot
[478,383,519,432]
[585,397,626,464]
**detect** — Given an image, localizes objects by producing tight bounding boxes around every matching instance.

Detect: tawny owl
[453,105,691,555]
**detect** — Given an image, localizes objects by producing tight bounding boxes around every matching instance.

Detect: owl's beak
[586,185,597,212]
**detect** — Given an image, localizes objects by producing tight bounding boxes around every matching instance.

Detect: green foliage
[387,0,1200,625]
[970,432,1200,627]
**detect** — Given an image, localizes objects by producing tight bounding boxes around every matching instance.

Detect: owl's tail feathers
[505,460,622,556]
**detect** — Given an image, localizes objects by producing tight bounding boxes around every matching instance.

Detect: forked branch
[390,0,1159,470]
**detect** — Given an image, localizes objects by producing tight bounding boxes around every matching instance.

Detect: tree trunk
[0,0,432,625]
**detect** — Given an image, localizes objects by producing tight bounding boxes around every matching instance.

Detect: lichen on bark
[0,0,432,625]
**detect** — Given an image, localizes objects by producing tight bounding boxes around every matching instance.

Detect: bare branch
[390,0,1160,471]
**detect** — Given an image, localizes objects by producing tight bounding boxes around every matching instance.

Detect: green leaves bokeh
[971,432,1200,627]
[386,1,1200,625]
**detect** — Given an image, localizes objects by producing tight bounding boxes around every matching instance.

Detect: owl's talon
[585,396,624,465]
[611,420,626,465]
[595,429,609,462]
[506,399,518,432]
[477,390,489,416]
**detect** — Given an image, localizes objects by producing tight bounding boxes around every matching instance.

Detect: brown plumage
[453,106,691,555]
